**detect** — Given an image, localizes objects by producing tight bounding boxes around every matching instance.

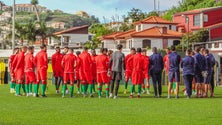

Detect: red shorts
[25,72,36,84]
[97,72,109,84]
[125,70,132,80]
[36,69,47,84]
[80,70,93,84]
[15,68,24,81]
[75,71,80,80]
[92,70,97,81]
[132,71,143,85]
[64,73,74,84]
[53,70,63,77]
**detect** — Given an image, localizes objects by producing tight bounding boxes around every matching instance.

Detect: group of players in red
[8,44,216,99]
[9,45,48,97]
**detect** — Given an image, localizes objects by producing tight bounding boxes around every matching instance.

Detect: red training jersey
[95,54,109,73]
[9,54,16,73]
[75,56,81,72]
[143,55,150,73]
[25,53,35,72]
[163,54,169,74]
[79,51,92,72]
[62,53,76,73]
[35,50,48,70]
[13,51,25,71]
[51,52,64,72]
[125,54,133,71]
[130,53,145,72]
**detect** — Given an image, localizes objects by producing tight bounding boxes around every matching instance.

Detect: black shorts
[111,71,122,81]
[168,71,180,82]
[204,73,212,84]
[195,72,204,83]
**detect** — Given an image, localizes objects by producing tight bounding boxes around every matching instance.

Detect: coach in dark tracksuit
[149,47,163,98]
[168,46,181,99]
[181,49,195,99]
[208,53,215,97]
[109,44,125,99]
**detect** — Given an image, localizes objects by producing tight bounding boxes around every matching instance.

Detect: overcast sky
[3,0,182,22]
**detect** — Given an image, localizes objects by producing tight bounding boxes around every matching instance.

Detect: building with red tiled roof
[101,16,183,49]
[48,25,90,48]
[173,6,222,41]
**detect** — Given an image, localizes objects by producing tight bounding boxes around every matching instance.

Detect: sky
[2,0,182,22]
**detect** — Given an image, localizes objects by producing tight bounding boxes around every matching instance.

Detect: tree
[15,22,27,45]
[119,23,134,32]
[89,23,115,49]
[36,21,48,45]
[31,0,40,22]
[123,8,147,23]
[25,21,38,45]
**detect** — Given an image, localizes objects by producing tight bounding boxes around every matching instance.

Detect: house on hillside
[48,25,90,48]
[100,16,183,49]
[15,4,48,13]
[0,1,5,11]
[173,6,222,41]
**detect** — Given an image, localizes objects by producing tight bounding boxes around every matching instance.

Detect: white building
[100,16,183,49]
[15,4,47,13]
[48,25,89,48]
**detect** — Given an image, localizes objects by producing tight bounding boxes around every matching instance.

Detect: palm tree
[15,23,27,46]
[36,21,48,45]
[25,21,38,45]
[31,0,40,22]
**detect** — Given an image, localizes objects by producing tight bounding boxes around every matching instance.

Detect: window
[214,43,219,48]
[204,15,208,22]
[142,39,151,48]
[194,15,200,26]
[208,43,212,48]
[137,25,141,31]
[173,40,180,46]
[169,25,172,30]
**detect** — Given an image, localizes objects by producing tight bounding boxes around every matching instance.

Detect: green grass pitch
[0,84,222,125]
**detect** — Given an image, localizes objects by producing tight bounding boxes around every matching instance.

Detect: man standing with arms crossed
[109,44,125,99]
[61,48,77,98]
[24,46,36,96]
[168,46,181,99]
[124,48,135,94]
[34,45,48,97]
[52,47,64,94]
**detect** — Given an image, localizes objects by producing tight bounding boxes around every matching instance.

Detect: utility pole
[154,0,156,12]
[12,0,15,49]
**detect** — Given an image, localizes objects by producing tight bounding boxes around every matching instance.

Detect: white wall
[132,38,163,49]
[64,34,88,43]
[103,39,116,49]
[140,24,177,31]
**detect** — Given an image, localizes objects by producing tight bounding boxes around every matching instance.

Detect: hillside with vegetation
[163,0,222,20]
[15,11,99,28]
